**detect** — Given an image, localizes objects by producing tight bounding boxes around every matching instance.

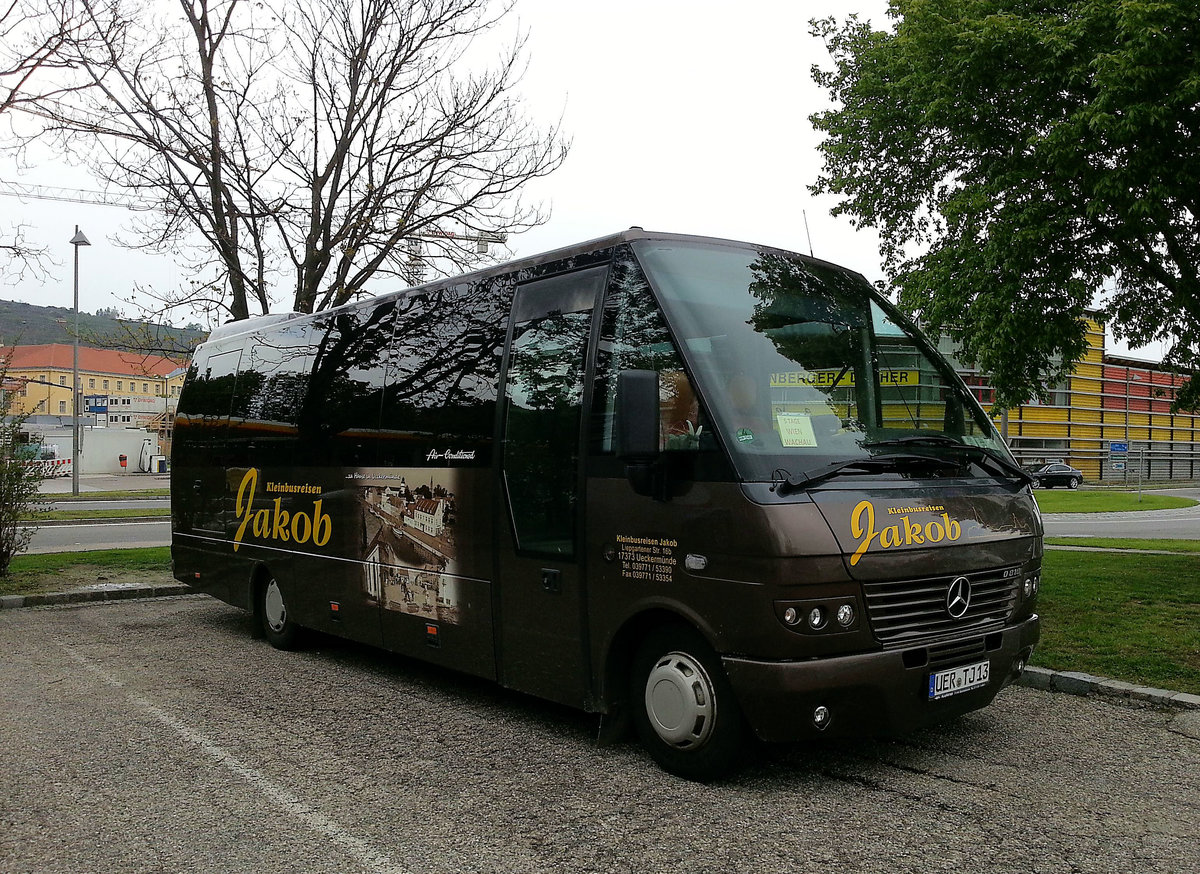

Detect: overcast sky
[0,0,1158,358]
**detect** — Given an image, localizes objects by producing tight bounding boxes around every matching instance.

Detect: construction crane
[0,178,148,209]
[0,178,507,254]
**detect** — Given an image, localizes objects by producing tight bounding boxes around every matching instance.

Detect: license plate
[928,660,990,700]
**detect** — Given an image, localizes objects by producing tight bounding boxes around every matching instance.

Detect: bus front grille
[863,566,1021,646]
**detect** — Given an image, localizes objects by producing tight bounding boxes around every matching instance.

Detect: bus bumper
[722,615,1040,743]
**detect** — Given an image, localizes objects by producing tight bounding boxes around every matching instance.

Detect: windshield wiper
[863,436,1034,486]
[774,452,963,495]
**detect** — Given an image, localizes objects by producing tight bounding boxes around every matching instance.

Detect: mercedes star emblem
[946,576,972,619]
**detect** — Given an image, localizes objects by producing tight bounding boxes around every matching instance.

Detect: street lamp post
[69,226,90,497]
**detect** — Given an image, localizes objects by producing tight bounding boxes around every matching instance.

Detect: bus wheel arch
[606,611,747,780]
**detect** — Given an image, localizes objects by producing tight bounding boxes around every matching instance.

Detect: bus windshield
[633,240,1013,484]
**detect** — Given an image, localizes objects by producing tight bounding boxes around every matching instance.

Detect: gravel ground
[1,596,1198,874]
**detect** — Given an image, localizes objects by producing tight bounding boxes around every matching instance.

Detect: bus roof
[196,229,869,349]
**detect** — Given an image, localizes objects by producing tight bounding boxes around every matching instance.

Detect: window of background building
[89,378,95,389]
[963,375,994,405]
[58,401,66,413]
[142,382,149,393]
[103,380,109,390]
[59,375,66,385]
[117,381,123,391]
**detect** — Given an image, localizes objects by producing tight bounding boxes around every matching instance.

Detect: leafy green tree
[0,356,46,576]
[809,1,1200,409]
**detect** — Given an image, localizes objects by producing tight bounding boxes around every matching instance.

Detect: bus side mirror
[615,369,660,460]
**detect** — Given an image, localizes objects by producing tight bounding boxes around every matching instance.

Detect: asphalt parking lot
[2,596,1198,874]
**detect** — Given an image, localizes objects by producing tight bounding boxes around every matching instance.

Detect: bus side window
[380,280,509,466]
[592,247,705,454]
[305,301,397,467]
[232,322,313,426]
[183,348,241,423]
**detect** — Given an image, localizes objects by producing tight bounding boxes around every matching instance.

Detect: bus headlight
[775,597,861,635]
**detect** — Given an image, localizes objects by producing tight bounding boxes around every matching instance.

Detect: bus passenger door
[496,266,606,708]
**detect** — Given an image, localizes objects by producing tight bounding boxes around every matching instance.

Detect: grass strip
[44,489,172,500]
[1046,537,1200,554]
[1034,490,1196,513]
[36,508,172,522]
[1037,549,1200,695]
[1,547,172,597]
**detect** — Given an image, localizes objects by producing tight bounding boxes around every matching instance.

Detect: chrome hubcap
[264,580,287,633]
[644,651,716,750]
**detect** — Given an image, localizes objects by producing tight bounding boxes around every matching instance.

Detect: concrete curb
[0,583,192,610]
[1017,665,1200,710]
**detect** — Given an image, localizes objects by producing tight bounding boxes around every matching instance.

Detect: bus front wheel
[258,576,302,650]
[631,625,747,780]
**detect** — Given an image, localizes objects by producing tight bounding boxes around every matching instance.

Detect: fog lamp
[783,607,800,626]
[813,705,831,730]
[836,603,855,627]
[1023,577,1034,597]
[808,607,826,629]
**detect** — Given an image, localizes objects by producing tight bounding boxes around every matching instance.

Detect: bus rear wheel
[258,576,303,650]
[631,625,747,780]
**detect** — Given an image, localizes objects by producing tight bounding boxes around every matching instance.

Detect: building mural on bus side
[355,469,464,625]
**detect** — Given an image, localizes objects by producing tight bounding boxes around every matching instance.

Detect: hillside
[0,298,206,356]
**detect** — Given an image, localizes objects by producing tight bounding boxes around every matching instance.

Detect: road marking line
[59,644,411,874]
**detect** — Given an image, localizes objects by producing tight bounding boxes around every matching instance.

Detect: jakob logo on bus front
[849,500,962,566]
[233,468,332,552]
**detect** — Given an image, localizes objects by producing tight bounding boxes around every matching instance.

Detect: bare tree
[1,0,89,279]
[39,0,567,322]
[0,222,48,283]
[2,0,90,114]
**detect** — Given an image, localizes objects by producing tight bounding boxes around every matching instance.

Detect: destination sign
[770,369,920,389]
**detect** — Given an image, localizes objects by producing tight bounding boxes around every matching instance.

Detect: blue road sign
[1110,442,1129,454]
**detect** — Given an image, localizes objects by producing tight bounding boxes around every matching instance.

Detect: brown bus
[171,230,1041,779]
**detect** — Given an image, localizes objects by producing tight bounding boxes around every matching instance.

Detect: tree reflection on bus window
[592,247,709,454]
[504,309,590,556]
